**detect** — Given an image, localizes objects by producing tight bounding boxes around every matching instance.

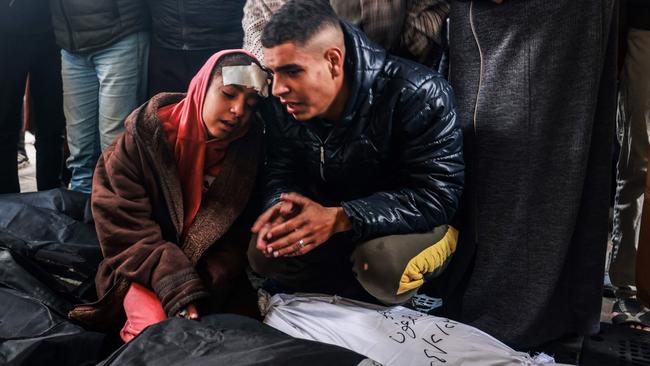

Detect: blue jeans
[62,31,149,193]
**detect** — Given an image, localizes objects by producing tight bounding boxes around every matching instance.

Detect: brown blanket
[69,93,262,330]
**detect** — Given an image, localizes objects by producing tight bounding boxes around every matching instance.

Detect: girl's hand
[176,303,199,320]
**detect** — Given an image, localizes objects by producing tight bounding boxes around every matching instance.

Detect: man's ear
[324,47,344,78]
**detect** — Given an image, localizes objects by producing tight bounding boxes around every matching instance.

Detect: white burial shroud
[262,293,568,366]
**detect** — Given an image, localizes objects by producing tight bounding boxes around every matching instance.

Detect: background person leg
[62,49,100,193]
[609,28,650,292]
[30,32,65,191]
[95,31,150,152]
[0,34,30,193]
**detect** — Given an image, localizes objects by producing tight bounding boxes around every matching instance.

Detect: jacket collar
[339,20,387,124]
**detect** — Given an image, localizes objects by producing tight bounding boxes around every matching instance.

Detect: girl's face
[202,75,260,141]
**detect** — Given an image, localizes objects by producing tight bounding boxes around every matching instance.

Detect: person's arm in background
[331,0,406,51]
[242,0,287,62]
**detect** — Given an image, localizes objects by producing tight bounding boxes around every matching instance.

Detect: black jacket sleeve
[341,75,464,240]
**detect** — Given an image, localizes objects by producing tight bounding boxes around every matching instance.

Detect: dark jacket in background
[0,0,52,35]
[148,0,245,50]
[49,0,149,53]
[261,21,464,242]
[626,0,650,30]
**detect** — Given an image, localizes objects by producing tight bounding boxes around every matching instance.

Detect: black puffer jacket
[50,0,149,53]
[262,21,464,241]
[148,0,245,50]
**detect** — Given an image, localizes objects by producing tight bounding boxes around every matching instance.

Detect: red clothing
[158,49,255,236]
[120,283,167,342]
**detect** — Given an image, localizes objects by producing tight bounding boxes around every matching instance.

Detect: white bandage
[222,63,269,97]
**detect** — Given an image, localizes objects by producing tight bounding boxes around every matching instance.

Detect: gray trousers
[248,226,448,305]
[610,29,650,289]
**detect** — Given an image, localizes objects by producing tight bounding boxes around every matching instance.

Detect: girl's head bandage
[222,63,270,97]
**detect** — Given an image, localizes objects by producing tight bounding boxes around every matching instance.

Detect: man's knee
[247,235,272,277]
[351,226,457,305]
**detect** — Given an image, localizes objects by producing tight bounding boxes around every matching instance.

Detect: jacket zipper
[469,0,482,244]
[178,0,188,50]
[319,145,325,181]
[312,128,333,183]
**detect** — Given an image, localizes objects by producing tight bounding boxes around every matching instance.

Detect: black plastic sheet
[0,190,107,366]
[0,190,377,366]
[98,314,372,366]
[0,287,106,366]
[0,189,101,304]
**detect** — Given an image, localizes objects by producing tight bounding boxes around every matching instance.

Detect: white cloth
[263,293,567,366]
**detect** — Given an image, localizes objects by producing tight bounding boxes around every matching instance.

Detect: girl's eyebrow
[224,84,245,92]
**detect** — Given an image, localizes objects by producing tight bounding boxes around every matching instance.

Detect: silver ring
[298,239,305,249]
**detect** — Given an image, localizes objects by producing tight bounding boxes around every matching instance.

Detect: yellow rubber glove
[397,226,459,295]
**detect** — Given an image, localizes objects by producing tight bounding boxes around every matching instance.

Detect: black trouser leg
[248,233,358,296]
[147,43,221,97]
[248,226,453,304]
[0,35,30,193]
[147,44,187,97]
[17,129,26,156]
[29,33,65,191]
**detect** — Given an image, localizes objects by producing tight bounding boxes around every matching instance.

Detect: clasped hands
[251,192,352,257]
[173,195,351,319]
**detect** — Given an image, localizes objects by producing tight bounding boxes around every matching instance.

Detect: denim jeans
[62,31,149,193]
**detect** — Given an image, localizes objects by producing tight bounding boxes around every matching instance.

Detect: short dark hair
[261,0,341,48]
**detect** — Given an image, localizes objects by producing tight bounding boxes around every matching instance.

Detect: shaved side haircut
[261,0,342,48]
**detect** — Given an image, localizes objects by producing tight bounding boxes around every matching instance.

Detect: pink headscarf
[158,49,261,236]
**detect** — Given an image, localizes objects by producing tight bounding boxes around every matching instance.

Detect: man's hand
[176,303,199,320]
[252,200,298,256]
[262,193,352,257]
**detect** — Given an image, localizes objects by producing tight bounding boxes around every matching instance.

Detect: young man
[249,0,463,305]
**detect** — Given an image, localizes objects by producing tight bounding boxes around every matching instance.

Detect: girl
[70,50,269,342]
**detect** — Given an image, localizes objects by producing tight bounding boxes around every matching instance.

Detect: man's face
[264,42,339,121]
